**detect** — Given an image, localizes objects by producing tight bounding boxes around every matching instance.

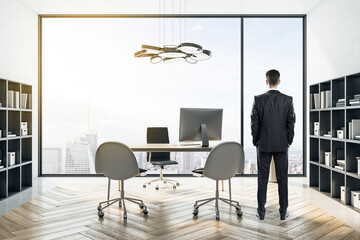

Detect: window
[41,18,241,174]
[40,16,304,175]
[243,18,303,174]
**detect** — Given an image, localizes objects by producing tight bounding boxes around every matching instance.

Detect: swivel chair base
[98,179,148,220]
[143,167,179,190]
[192,180,243,221]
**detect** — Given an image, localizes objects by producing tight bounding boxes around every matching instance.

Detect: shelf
[309,135,319,138]
[347,172,360,180]
[319,108,331,112]
[0,79,32,200]
[319,136,331,140]
[310,161,319,165]
[347,105,360,110]
[346,139,360,144]
[310,109,320,112]
[319,163,332,170]
[332,138,345,142]
[332,107,345,111]
[332,167,346,174]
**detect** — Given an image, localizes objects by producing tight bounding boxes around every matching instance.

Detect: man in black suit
[251,69,295,220]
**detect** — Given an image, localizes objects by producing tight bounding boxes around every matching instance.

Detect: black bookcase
[0,79,32,201]
[309,73,360,212]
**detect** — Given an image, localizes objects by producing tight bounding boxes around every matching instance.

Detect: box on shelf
[8,152,15,166]
[325,152,331,166]
[351,191,360,210]
[314,129,319,136]
[20,122,28,130]
[337,130,344,139]
[21,129,28,136]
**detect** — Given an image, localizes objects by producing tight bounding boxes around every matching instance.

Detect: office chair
[143,127,179,190]
[95,142,148,220]
[191,141,244,220]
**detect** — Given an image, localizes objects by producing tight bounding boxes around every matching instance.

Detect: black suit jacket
[251,89,295,152]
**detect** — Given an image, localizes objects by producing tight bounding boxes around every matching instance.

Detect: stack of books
[349,94,360,106]
[336,98,345,107]
[335,160,345,171]
[320,90,331,108]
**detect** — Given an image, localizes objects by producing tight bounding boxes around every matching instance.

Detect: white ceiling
[18,0,324,15]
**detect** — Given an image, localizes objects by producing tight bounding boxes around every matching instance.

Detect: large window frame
[38,14,306,177]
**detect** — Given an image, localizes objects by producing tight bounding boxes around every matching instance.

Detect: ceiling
[19,0,324,15]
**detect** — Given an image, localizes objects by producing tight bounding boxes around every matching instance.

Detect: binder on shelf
[325,152,331,166]
[349,122,353,140]
[326,90,331,108]
[15,91,20,108]
[321,91,325,108]
[28,93,32,109]
[314,93,320,109]
[357,157,360,175]
[21,93,28,109]
[341,186,347,204]
[8,90,14,108]
[8,152,15,166]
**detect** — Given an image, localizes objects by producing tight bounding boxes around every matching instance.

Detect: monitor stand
[201,124,209,147]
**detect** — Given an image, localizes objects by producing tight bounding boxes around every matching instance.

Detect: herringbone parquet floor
[0,178,359,240]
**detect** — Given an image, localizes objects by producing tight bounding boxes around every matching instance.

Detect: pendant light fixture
[134,0,211,64]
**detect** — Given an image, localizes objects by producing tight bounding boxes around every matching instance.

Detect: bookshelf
[309,72,360,212]
[0,78,32,201]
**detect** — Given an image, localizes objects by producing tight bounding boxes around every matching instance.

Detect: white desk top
[129,144,214,152]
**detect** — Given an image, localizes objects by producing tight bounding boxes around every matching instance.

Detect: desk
[117,144,217,190]
[129,144,214,152]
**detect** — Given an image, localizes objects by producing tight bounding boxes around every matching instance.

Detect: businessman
[251,69,295,220]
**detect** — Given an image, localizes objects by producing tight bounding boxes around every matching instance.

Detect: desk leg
[222,180,224,191]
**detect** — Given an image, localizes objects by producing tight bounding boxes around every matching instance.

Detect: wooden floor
[0,178,359,240]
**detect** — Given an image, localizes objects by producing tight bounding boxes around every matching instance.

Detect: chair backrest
[95,142,139,180]
[203,141,245,180]
[147,127,170,161]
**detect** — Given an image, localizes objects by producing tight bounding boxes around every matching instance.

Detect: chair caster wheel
[164,181,167,184]
[98,211,104,218]
[139,203,145,209]
[237,211,243,217]
[173,186,176,190]
[156,187,159,190]
[143,209,148,215]
[193,208,199,216]
[143,185,146,188]
[176,183,180,186]
[216,215,220,221]
[124,216,127,220]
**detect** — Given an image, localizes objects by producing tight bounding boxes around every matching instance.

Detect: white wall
[0,0,38,178]
[307,0,360,84]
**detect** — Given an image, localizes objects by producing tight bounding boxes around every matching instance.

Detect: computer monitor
[179,108,223,147]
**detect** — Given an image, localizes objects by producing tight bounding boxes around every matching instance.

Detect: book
[335,165,345,170]
[321,91,326,108]
[28,93,32,109]
[21,93,28,109]
[8,90,14,108]
[355,136,360,140]
[326,90,331,108]
[352,119,360,141]
[314,93,320,109]
[310,93,314,109]
[15,91,20,108]
[323,134,331,137]
[337,160,345,165]
[349,122,353,140]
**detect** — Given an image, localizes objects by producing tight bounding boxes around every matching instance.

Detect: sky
[42,17,303,165]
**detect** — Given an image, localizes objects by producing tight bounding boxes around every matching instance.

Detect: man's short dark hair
[266,69,280,86]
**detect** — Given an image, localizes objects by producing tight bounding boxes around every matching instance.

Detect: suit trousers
[257,148,288,216]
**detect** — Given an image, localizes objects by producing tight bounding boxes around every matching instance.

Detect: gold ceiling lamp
[134,0,211,64]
